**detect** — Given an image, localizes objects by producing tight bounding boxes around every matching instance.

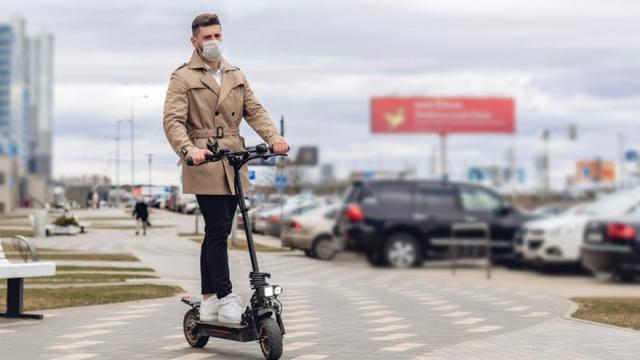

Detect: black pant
[196,194,238,299]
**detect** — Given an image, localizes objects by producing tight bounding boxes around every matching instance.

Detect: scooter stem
[233,166,260,273]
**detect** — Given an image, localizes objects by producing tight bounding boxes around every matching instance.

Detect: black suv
[336,179,535,268]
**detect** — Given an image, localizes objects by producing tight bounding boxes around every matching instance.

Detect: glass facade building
[0,18,53,177]
[0,17,54,211]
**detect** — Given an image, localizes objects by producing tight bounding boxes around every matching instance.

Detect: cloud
[2,0,639,191]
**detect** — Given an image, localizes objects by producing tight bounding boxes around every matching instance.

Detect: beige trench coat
[163,50,283,195]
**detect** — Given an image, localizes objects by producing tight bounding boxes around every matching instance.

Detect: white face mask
[199,39,223,62]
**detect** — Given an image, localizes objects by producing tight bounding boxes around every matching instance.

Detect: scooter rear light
[344,204,363,222]
[607,223,636,240]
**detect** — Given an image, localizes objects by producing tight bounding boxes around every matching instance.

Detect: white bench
[0,236,56,319]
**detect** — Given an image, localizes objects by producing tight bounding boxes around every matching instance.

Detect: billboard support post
[440,133,448,182]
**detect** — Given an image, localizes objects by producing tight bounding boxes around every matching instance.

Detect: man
[132,196,149,236]
[163,13,288,324]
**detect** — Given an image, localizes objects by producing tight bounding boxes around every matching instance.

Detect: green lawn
[5,246,140,262]
[36,253,140,262]
[56,265,155,272]
[0,285,183,311]
[572,297,640,330]
[25,272,159,284]
[190,237,289,252]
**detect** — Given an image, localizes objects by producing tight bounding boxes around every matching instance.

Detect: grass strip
[7,253,141,262]
[190,238,289,252]
[0,229,34,237]
[25,273,159,284]
[56,265,155,272]
[77,216,131,221]
[88,224,175,230]
[0,284,183,311]
[178,232,203,237]
[572,297,640,330]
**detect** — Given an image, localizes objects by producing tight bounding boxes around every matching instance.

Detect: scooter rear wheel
[258,317,283,360]
[183,309,209,348]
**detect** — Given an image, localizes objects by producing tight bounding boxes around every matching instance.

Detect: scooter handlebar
[185,143,289,166]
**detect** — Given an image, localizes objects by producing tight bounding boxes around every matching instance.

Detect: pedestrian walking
[132,196,149,236]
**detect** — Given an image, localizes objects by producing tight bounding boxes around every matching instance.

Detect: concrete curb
[562,298,640,334]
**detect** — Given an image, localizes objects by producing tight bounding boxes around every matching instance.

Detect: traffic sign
[625,150,638,162]
[467,168,484,181]
[275,175,288,189]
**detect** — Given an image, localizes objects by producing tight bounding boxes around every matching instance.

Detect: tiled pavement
[1,210,639,359]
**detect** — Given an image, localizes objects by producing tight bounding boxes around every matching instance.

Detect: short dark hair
[191,13,221,36]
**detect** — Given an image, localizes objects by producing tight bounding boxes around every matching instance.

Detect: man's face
[191,25,223,52]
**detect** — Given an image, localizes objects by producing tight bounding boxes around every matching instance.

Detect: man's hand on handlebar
[271,139,289,154]
[187,148,213,165]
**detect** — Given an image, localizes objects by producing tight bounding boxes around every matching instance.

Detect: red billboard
[371,97,515,134]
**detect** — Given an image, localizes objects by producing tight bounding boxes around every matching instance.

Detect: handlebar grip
[269,144,290,153]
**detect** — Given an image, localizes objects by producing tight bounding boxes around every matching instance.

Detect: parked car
[263,203,319,237]
[183,199,199,214]
[582,209,640,281]
[531,203,575,217]
[519,187,640,268]
[281,204,340,260]
[335,179,535,268]
[249,203,279,232]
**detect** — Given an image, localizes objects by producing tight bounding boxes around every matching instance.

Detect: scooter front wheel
[183,308,209,348]
[258,317,283,360]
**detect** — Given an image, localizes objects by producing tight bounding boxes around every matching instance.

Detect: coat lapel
[200,73,220,95]
[216,58,242,110]
[187,50,220,95]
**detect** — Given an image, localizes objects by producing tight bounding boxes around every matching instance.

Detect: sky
[1,0,640,190]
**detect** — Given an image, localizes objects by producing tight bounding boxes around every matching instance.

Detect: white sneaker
[218,293,244,324]
[199,296,223,321]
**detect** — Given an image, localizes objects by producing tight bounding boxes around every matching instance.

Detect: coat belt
[188,127,240,139]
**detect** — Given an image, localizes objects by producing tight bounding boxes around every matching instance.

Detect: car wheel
[366,251,387,267]
[312,235,336,261]
[384,233,422,268]
[617,272,635,283]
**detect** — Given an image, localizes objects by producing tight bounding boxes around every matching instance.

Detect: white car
[519,187,640,267]
[252,201,316,235]
[281,204,340,260]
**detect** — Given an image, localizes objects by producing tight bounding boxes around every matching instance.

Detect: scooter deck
[196,320,257,342]
[197,320,246,329]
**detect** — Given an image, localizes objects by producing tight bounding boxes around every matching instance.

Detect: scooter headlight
[260,285,283,298]
[262,286,274,297]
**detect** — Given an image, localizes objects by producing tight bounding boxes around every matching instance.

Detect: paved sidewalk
[1,208,638,359]
[418,317,640,359]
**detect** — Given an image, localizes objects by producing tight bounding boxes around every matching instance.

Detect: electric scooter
[181,142,287,360]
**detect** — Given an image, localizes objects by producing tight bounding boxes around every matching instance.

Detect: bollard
[32,209,48,238]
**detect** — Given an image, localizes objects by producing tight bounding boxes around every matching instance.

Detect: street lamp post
[130,94,148,193]
[147,154,153,196]
[116,119,132,207]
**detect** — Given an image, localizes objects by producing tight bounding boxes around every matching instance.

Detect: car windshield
[629,205,640,218]
[342,183,363,204]
[579,187,640,216]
